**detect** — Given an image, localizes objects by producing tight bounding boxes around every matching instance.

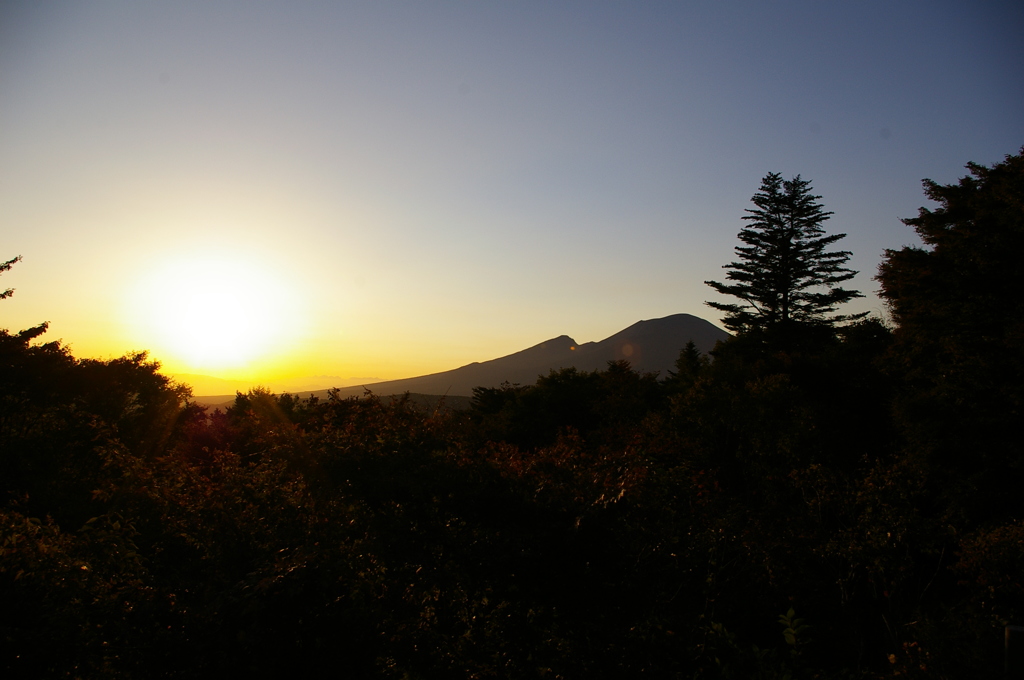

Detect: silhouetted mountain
[191,313,727,407]
[567,314,728,374]
[330,313,726,399]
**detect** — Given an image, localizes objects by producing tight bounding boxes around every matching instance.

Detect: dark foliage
[468,361,662,451]
[1,255,21,300]
[877,148,1024,527]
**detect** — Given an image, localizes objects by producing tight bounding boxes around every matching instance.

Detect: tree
[877,149,1024,348]
[876,148,1024,524]
[1,254,22,300]
[664,340,709,393]
[706,173,865,336]
[2,254,48,341]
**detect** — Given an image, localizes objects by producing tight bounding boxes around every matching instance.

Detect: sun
[124,252,306,373]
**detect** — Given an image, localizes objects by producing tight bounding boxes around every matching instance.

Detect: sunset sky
[2,1,1022,393]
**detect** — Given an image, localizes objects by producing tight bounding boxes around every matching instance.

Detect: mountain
[191,313,728,407]
[567,313,728,374]
[326,313,727,399]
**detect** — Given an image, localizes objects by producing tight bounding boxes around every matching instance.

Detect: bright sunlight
[124,252,306,373]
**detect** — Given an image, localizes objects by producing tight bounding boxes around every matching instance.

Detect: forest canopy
[2,149,1023,679]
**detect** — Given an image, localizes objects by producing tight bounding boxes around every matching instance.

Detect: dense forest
[2,151,1022,679]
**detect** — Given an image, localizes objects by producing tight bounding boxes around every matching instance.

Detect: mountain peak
[327,314,726,398]
[190,314,729,404]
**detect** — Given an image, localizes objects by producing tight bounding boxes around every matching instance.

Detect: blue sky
[2,1,1021,385]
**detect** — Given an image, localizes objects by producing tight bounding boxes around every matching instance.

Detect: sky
[2,1,1022,392]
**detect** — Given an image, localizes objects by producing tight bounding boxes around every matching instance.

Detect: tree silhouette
[1,254,48,341]
[877,148,1024,524]
[706,173,865,336]
[1,254,22,300]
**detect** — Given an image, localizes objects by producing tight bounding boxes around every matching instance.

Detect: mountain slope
[567,314,729,374]
[192,313,728,405]
[325,313,726,399]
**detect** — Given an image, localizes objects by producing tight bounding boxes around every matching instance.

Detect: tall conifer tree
[706,173,865,335]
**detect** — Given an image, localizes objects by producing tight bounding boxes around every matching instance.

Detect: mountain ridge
[192,313,728,407]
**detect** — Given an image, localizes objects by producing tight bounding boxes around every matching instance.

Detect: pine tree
[706,173,865,335]
[665,340,708,392]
